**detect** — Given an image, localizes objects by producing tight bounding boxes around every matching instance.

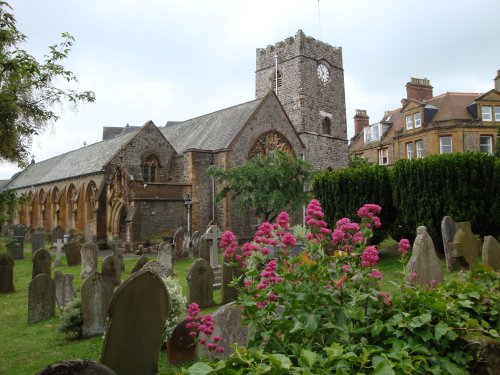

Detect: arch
[58,187,67,231]
[85,180,98,221]
[141,154,160,183]
[322,117,332,135]
[51,187,61,228]
[67,184,78,231]
[249,130,295,159]
[38,188,50,232]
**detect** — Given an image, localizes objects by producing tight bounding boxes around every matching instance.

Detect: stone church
[4,30,348,244]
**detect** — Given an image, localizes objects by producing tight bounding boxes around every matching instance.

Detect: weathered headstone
[166,320,197,365]
[199,234,210,263]
[52,239,64,267]
[28,273,55,323]
[449,221,481,270]
[130,255,149,274]
[142,261,169,279]
[482,235,500,272]
[0,252,15,293]
[197,303,248,359]
[53,270,76,311]
[13,224,26,237]
[80,242,98,279]
[84,225,94,243]
[173,227,185,259]
[205,225,222,269]
[50,226,65,244]
[221,262,243,304]
[405,226,444,288]
[441,216,457,271]
[31,231,46,255]
[101,270,170,375]
[63,241,81,266]
[157,242,174,276]
[191,231,201,258]
[7,236,24,259]
[35,359,117,375]
[102,255,122,286]
[187,258,214,308]
[32,248,52,280]
[81,273,114,338]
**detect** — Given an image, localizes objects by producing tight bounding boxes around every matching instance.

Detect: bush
[58,297,83,339]
[162,276,187,344]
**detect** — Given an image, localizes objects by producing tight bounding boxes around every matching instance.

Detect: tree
[0,1,95,167]
[207,151,312,222]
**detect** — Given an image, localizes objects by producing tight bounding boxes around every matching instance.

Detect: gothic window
[322,117,332,135]
[271,70,283,90]
[142,154,159,183]
[250,131,295,159]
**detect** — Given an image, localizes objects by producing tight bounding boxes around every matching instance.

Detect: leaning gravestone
[13,224,26,238]
[221,262,243,304]
[52,239,64,267]
[187,258,214,308]
[157,242,174,276]
[199,234,210,263]
[173,227,185,259]
[32,248,52,280]
[405,226,444,288]
[191,231,201,258]
[205,225,222,269]
[50,226,65,244]
[142,261,169,279]
[31,231,46,255]
[81,273,114,338]
[166,320,197,365]
[0,252,15,293]
[102,255,122,286]
[101,270,170,375]
[63,241,81,266]
[441,216,457,271]
[53,271,76,311]
[35,360,117,375]
[80,242,98,279]
[197,303,248,359]
[449,221,481,270]
[482,236,500,272]
[28,273,55,323]
[130,255,149,274]
[7,236,24,260]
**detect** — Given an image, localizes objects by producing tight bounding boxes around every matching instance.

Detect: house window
[482,106,492,121]
[406,115,413,130]
[142,155,159,182]
[439,136,452,154]
[406,142,414,160]
[416,140,424,158]
[495,106,500,121]
[322,117,331,135]
[414,112,421,128]
[372,123,380,140]
[378,148,389,165]
[480,136,493,154]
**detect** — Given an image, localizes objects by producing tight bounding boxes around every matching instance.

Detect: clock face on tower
[317,63,330,83]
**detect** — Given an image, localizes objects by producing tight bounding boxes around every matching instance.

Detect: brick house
[349,72,500,165]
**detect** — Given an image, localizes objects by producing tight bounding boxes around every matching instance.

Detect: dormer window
[495,107,500,121]
[406,115,413,129]
[414,112,421,128]
[363,123,385,143]
[482,106,492,121]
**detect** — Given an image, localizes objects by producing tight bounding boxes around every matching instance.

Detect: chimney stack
[406,77,433,102]
[354,109,369,136]
[495,70,500,91]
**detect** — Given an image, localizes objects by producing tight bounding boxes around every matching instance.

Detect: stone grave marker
[81,272,114,338]
[50,226,65,244]
[449,221,481,269]
[197,303,248,359]
[157,242,174,276]
[166,320,196,365]
[142,261,169,279]
[101,270,170,375]
[441,216,457,271]
[0,252,15,293]
[13,224,26,237]
[102,255,122,286]
[405,226,444,288]
[53,270,76,311]
[130,255,149,274]
[173,227,185,259]
[28,273,55,323]
[7,236,24,260]
[84,225,94,243]
[187,258,214,308]
[31,230,46,255]
[199,234,210,263]
[183,234,191,258]
[80,242,98,279]
[52,239,64,267]
[35,359,117,375]
[221,262,243,304]
[63,241,81,266]
[32,248,52,279]
[205,225,222,269]
[482,235,500,272]
[191,231,201,258]
[1,223,10,237]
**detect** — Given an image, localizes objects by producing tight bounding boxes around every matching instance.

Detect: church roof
[162,98,262,153]
[6,130,139,189]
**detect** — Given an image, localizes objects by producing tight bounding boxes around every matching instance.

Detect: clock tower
[255,30,348,170]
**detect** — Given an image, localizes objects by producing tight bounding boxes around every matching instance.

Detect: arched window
[142,155,159,183]
[322,117,332,135]
[271,70,283,91]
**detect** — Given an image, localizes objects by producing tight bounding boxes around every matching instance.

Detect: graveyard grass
[0,242,400,374]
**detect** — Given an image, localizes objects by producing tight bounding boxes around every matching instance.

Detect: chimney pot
[406,77,433,101]
[353,109,369,136]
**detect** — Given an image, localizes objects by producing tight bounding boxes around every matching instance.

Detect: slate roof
[161,98,262,153]
[102,124,141,140]
[6,130,139,189]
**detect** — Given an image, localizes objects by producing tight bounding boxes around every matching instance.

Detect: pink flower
[282,232,297,247]
[398,238,411,254]
[305,200,331,242]
[213,335,222,342]
[361,246,379,267]
[341,264,351,273]
[369,269,383,279]
[276,211,290,230]
[207,343,217,349]
[215,347,225,353]
[220,230,239,260]
[357,203,382,229]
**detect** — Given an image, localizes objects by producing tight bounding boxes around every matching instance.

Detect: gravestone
[183,234,191,259]
[482,236,500,272]
[53,270,76,311]
[187,258,214,308]
[13,224,26,237]
[191,231,201,258]
[166,320,197,365]
[1,224,10,237]
[405,226,444,288]
[50,226,65,244]
[221,262,243,304]
[28,273,55,323]
[441,216,457,271]
[0,252,15,293]
[205,225,222,269]
[32,248,52,280]
[102,255,122,286]
[199,234,210,263]
[449,221,481,269]
[101,270,170,375]
[7,236,24,259]
[80,242,98,279]
[52,239,64,267]
[81,273,114,338]
[197,303,248,359]
[142,261,169,279]
[157,242,174,276]
[130,255,149,274]
[173,227,185,259]
[84,225,94,243]
[35,360,116,375]
[31,231,46,255]
[25,227,33,242]
[63,241,81,266]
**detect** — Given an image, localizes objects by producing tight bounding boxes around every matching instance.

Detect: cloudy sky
[1,0,499,179]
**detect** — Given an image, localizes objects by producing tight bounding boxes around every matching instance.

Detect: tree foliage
[0,1,95,167]
[207,151,311,222]
[0,188,26,223]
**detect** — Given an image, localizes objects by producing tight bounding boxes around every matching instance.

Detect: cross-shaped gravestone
[53,239,63,267]
[205,225,222,269]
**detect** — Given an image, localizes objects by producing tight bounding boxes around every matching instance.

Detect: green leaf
[409,313,432,328]
[372,355,395,375]
[187,362,214,375]
[371,320,385,336]
[290,319,304,334]
[304,314,320,336]
[435,321,450,341]
[468,291,480,299]
[300,349,318,368]
[457,300,474,308]
[324,343,343,360]
[351,307,366,321]
[442,360,465,375]
[267,353,292,369]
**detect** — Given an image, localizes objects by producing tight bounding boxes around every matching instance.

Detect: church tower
[255,30,348,170]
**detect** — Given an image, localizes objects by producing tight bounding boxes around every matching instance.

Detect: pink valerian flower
[341,264,351,273]
[281,232,297,248]
[331,217,364,252]
[369,269,383,279]
[398,238,411,255]
[305,199,331,242]
[256,260,282,290]
[357,203,382,229]
[253,222,279,247]
[275,211,290,231]
[361,246,379,267]
[220,230,239,261]
[184,304,224,353]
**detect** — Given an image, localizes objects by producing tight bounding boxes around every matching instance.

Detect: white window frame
[482,106,492,121]
[480,136,493,154]
[415,140,424,158]
[414,112,421,128]
[372,123,380,141]
[495,106,500,122]
[378,148,389,165]
[406,115,413,129]
[406,142,414,160]
[439,136,452,154]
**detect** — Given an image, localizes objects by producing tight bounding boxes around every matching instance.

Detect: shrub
[58,297,83,339]
[162,276,187,344]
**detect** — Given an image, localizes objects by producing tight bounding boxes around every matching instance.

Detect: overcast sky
[1,0,499,179]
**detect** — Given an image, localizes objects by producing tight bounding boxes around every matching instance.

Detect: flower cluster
[331,218,364,252]
[220,230,239,262]
[257,260,282,289]
[361,245,379,267]
[369,269,383,279]
[305,199,331,242]
[357,203,382,229]
[185,303,224,353]
[398,238,411,255]
[253,222,278,248]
